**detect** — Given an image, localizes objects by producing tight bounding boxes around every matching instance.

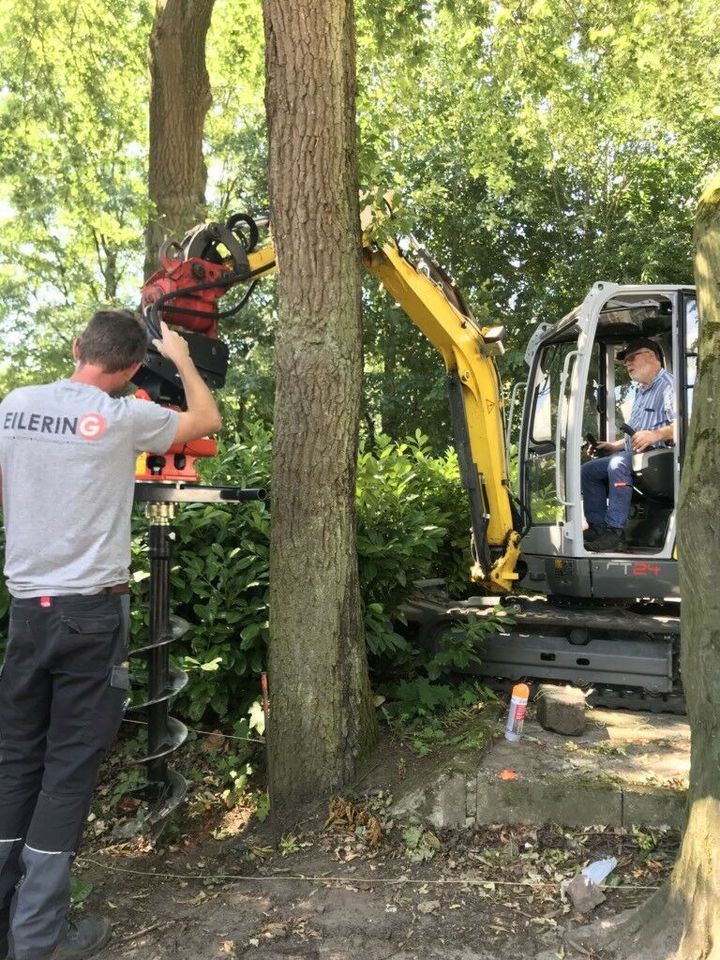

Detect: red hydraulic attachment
[134,390,217,483]
[141,243,233,337]
[135,215,261,483]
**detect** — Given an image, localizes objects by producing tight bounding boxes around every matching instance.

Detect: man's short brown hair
[76,309,148,373]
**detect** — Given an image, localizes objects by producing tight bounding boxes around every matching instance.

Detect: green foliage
[361,279,455,451]
[205,0,267,215]
[129,425,271,723]
[0,0,152,390]
[355,0,720,442]
[375,606,512,728]
[356,430,469,657]
[403,824,441,862]
[279,834,301,856]
[390,677,463,719]
[254,791,270,823]
[119,423,470,727]
[209,742,255,803]
[70,877,94,908]
[0,0,274,408]
[632,826,661,856]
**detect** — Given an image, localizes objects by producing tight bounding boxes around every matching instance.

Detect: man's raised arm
[152,320,222,443]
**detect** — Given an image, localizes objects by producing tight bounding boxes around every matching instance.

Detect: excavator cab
[516,284,698,601]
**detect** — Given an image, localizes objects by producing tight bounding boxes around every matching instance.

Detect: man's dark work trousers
[0,593,130,960]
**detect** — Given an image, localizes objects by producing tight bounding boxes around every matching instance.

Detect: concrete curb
[390,710,689,831]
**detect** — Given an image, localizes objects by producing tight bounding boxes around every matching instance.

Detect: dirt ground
[74,726,678,960]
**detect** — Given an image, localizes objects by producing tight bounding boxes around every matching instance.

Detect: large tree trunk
[145,0,215,278]
[666,171,720,960]
[263,0,377,822]
[570,174,720,960]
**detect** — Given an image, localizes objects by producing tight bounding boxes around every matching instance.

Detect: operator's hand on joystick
[585,434,615,456]
[152,320,191,370]
[631,429,658,453]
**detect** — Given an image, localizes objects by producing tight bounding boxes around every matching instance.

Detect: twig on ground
[77,856,660,892]
[112,920,167,944]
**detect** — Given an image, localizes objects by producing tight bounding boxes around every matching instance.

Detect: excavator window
[588,298,679,551]
[526,339,579,524]
[613,357,636,430]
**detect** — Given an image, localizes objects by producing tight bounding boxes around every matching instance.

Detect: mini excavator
[130,200,693,824]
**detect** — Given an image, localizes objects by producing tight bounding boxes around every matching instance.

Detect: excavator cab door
[517,284,697,601]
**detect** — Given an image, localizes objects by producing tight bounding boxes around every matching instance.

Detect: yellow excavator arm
[243,206,522,593]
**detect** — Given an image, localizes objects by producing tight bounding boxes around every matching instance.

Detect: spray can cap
[512,682,530,700]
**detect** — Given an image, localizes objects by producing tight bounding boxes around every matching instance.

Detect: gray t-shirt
[0,379,179,597]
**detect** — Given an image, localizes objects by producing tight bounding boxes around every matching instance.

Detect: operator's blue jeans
[581,452,633,530]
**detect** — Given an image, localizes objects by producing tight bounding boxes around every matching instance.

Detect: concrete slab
[389,707,689,830]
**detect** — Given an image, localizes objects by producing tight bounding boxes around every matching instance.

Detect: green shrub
[129,423,271,723]
[374,611,513,726]
[356,430,469,656]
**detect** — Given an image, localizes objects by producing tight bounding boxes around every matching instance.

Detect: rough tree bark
[263,0,378,821]
[145,0,215,278]
[570,173,720,960]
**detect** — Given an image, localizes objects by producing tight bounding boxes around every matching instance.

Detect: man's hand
[594,440,623,455]
[631,429,659,453]
[152,320,191,370]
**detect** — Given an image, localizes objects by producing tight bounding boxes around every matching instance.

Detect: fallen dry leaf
[418,899,441,914]
[326,796,383,846]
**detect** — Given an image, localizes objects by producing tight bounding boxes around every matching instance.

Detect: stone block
[536,684,586,736]
[392,772,471,829]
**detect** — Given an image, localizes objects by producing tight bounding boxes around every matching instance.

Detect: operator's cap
[617,337,663,362]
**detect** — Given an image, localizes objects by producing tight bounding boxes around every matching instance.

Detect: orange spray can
[504,682,530,742]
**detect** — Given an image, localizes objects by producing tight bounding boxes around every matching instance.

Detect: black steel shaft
[131,482,265,832]
[146,516,173,799]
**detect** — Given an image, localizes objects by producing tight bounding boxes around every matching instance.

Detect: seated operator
[582,337,675,552]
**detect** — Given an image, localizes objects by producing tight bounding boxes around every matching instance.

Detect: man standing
[581,337,675,553]
[0,309,221,960]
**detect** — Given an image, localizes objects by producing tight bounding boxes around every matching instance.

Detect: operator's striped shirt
[625,368,675,452]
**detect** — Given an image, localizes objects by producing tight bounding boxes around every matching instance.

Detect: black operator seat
[632,448,674,504]
[630,321,675,505]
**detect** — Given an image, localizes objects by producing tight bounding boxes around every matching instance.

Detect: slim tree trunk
[263,0,377,822]
[145,0,215,278]
[571,173,720,960]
